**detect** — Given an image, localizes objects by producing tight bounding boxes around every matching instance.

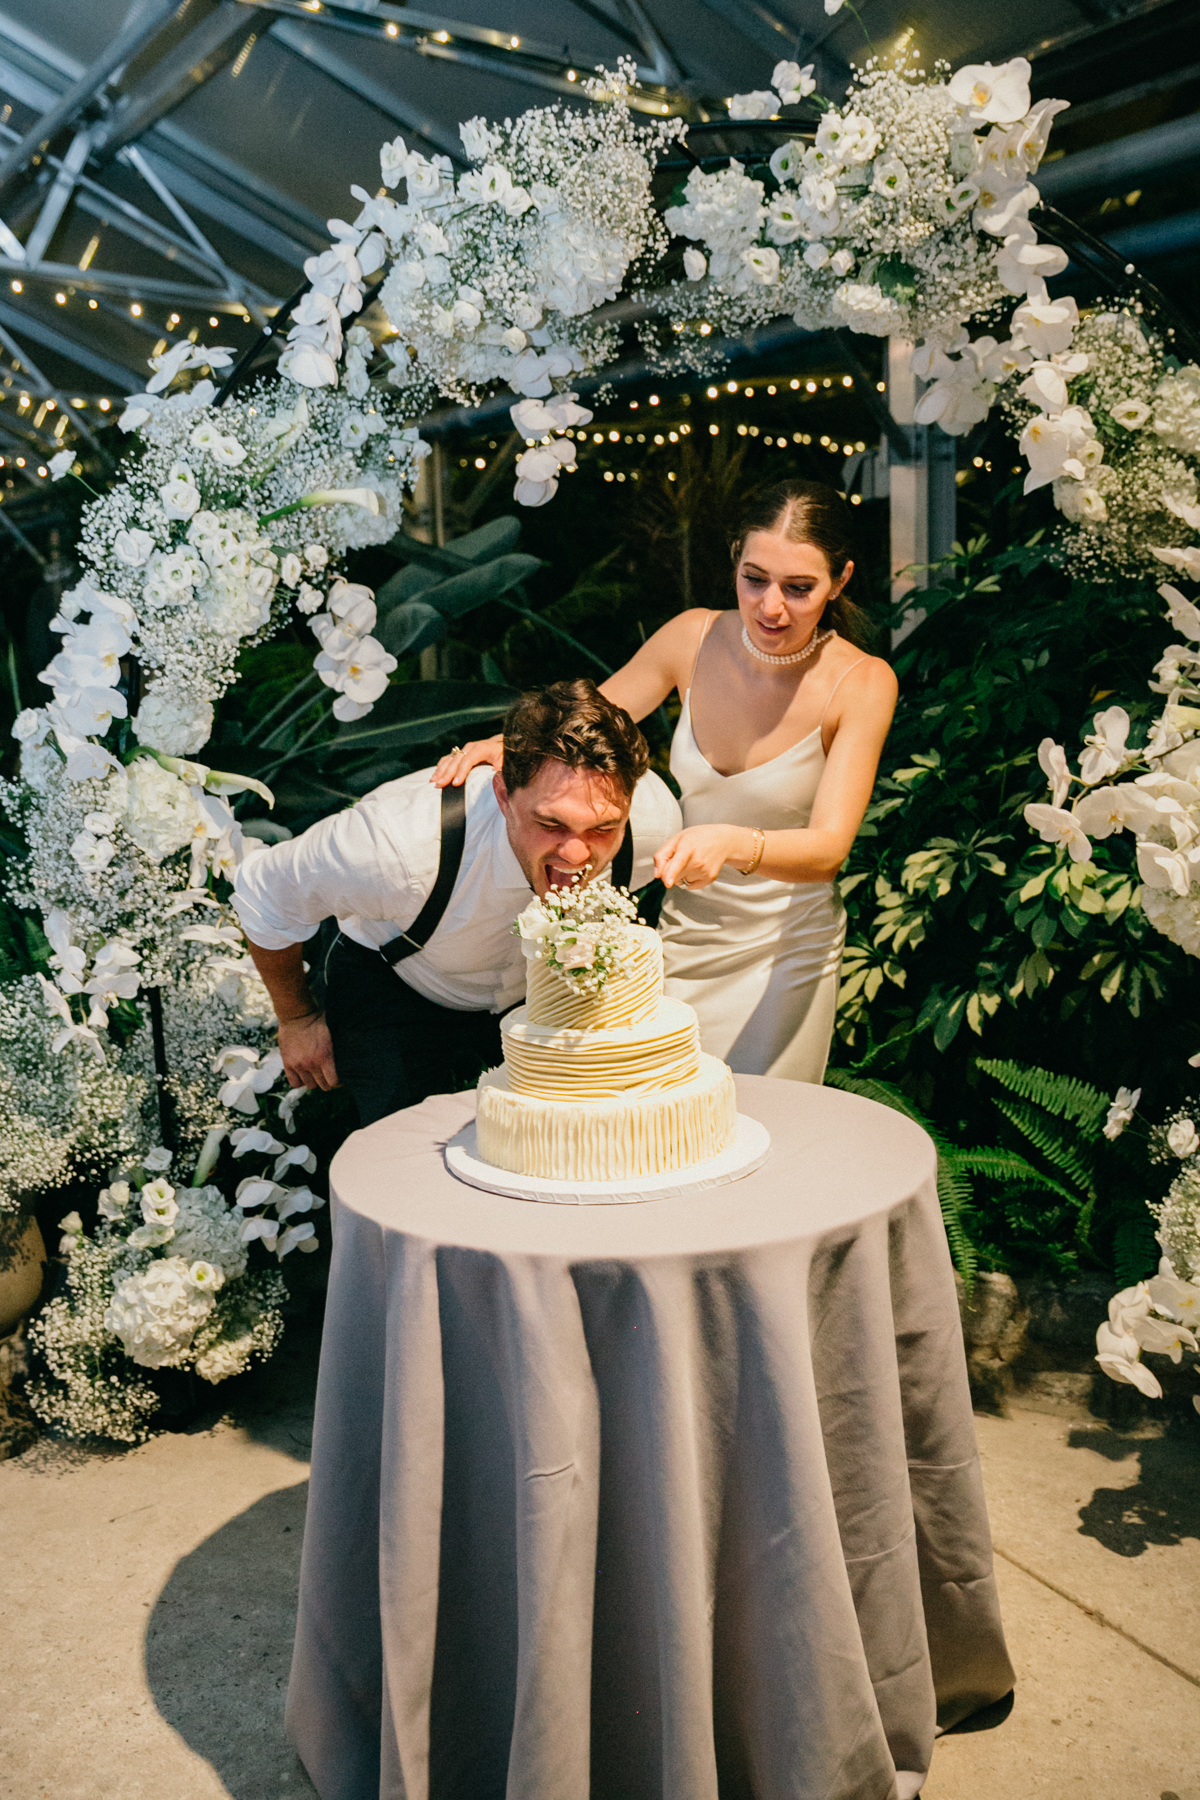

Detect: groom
[233,679,681,1126]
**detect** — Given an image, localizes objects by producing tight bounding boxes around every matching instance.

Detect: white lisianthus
[741,245,781,286]
[48,449,77,481]
[683,247,707,280]
[280,553,303,587]
[114,527,155,567]
[159,473,202,519]
[802,242,830,270]
[872,158,910,199]
[765,195,804,244]
[1111,397,1151,430]
[771,61,815,104]
[729,91,778,121]
[69,830,117,872]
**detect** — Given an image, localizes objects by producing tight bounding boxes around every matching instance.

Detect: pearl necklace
[741,624,832,667]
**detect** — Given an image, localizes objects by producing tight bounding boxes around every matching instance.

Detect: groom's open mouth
[545,862,589,890]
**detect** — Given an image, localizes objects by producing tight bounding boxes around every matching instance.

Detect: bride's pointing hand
[431,735,504,787]
[654,824,754,890]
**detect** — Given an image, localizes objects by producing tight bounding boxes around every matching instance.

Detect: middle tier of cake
[499,997,701,1101]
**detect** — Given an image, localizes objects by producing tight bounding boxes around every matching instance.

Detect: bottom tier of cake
[474,1053,737,1182]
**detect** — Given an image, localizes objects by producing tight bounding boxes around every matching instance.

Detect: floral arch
[8,44,1199,1434]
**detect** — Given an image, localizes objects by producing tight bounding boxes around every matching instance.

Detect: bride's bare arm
[432,610,712,786]
[654,657,898,888]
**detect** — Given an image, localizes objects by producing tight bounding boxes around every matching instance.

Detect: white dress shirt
[232,764,683,1013]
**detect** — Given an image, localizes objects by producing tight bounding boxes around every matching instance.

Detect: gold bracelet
[739,828,765,877]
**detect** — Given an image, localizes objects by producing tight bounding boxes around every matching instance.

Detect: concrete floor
[1,1359,1197,1800]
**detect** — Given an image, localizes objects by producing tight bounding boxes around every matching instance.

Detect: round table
[287,1075,1013,1800]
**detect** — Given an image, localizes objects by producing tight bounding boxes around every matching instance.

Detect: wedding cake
[474,881,736,1182]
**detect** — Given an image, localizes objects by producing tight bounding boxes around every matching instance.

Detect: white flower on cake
[514,877,640,997]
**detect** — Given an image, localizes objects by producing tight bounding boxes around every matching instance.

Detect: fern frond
[987,1095,1097,1202]
[825,1069,978,1289]
[976,1058,1108,1135]
[953,1149,1082,1209]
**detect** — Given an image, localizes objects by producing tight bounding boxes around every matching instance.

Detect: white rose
[114,528,156,567]
[159,476,201,520]
[1168,1118,1199,1158]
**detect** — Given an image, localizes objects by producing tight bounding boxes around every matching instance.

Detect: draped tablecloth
[287,1075,1013,1800]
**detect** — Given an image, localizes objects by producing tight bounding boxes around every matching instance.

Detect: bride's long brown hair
[729,479,874,648]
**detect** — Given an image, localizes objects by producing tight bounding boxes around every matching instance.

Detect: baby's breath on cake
[514,877,640,997]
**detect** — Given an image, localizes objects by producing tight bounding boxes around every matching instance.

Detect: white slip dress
[659,623,864,1083]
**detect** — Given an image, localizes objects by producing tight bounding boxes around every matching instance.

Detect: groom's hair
[502,679,649,798]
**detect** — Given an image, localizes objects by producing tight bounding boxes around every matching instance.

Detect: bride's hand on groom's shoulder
[431,736,504,787]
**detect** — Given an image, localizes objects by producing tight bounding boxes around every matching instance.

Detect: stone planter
[0,1214,46,1459]
[0,1213,46,1337]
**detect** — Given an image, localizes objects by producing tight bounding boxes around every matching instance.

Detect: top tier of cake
[524,923,663,1033]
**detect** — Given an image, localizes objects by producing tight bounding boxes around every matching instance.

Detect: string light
[9,280,20,293]
[54,292,66,305]
[130,303,142,316]
[88,298,97,309]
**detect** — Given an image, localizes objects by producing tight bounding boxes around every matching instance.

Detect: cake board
[444,1113,771,1205]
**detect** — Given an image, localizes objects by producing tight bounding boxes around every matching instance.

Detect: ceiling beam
[693,0,798,59]
[1037,110,1200,198]
[92,4,261,161]
[0,320,112,461]
[22,125,94,266]
[0,255,246,306]
[0,0,181,192]
[267,18,466,161]
[0,297,140,388]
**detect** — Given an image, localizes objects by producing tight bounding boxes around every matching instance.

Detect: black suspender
[612,826,634,893]
[378,790,636,971]
[379,784,468,967]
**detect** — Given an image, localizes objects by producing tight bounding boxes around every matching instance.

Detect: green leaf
[375,562,443,610]
[976,1059,1108,1134]
[377,600,447,659]
[875,254,918,303]
[421,554,544,619]
[334,680,517,751]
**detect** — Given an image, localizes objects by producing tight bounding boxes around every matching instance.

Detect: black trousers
[324,934,506,1128]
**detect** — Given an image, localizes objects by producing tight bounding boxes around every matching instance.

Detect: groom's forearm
[245,940,320,1023]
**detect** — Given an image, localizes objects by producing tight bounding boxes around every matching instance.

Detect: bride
[434,479,897,1082]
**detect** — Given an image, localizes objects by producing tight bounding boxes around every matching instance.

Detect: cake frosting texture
[475,918,737,1181]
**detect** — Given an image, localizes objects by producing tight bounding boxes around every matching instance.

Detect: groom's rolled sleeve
[232,796,422,949]
[629,771,683,886]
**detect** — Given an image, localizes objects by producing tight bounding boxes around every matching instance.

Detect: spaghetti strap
[819,655,869,727]
[684,610,720,699]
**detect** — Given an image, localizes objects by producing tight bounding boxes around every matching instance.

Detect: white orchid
[1103,1086,1141,1139]
[1024,802,1092,863]
[1079,706,1131,785]
[948,58,1032,125]
[214,1045,285,1114]
[1159,584,1200,642]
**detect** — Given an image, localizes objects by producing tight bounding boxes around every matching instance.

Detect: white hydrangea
[133,689,215,757]
[168,1183,248,1281]
[122,756,199,863]
[104,1255,217,1368]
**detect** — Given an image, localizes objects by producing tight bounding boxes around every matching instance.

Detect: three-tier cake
[474,883,736,1183]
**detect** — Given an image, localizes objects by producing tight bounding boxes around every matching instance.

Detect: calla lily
[260,488,381,524]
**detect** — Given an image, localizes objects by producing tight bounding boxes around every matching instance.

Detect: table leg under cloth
[287,1076,1013,1800]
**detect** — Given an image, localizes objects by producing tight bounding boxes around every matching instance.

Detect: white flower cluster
[515,876,640,995]
[1025,630,1200,951]
[283,60,680,509]
[659,52,1068,353]
[942,308,1200,579]
[0,975,148,1214]
[1094,1259,1199,1405]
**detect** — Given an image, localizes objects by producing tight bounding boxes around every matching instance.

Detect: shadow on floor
[1069,1425,1200,1558]
[145,1482,317,1799]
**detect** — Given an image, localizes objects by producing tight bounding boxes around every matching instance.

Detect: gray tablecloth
[288,1075,1013,1800]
